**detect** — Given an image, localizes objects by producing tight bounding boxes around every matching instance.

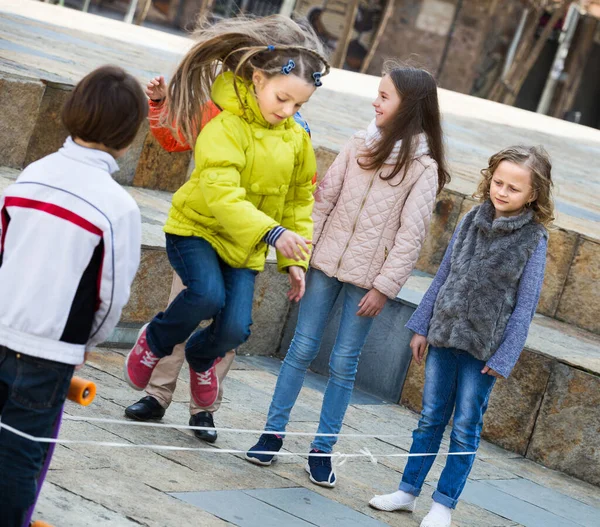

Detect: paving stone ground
[31,351,600,527]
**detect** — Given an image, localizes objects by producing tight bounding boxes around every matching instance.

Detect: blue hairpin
[281,59,296,75]
[267,45,275,51]
[312,72,322,87]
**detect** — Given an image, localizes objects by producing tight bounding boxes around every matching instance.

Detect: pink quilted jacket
[311,132,438,299]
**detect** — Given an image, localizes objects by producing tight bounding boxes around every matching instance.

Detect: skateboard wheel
[67,376,96,406]
[31,521,54,527]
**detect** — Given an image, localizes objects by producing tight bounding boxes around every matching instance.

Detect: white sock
[426,502,452,522]
[384,490,416,506]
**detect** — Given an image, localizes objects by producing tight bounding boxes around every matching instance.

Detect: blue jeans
[0,346,74,527]
[400,346,496,509]
[265,268,375,453]
[146,235,257,373]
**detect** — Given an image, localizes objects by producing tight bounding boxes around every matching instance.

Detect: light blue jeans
[400,346,497,508]
[265,268,375,452]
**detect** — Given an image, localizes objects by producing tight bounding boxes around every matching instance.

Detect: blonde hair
[474,145,555,227]
[164,15,330,146]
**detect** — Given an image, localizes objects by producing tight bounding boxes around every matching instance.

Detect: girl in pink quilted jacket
[246,64,450,487]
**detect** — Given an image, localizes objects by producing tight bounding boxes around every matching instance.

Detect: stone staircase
[1,0,599,490]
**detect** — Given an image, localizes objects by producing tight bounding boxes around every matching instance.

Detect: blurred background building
[43,0,600,128]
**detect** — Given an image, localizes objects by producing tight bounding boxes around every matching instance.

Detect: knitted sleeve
[486,235,548,378]
[404,221,462,336]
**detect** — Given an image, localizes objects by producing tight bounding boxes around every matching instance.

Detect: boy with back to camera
[0,65,145,526]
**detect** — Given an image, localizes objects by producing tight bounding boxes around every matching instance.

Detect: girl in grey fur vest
[370,146,555,527]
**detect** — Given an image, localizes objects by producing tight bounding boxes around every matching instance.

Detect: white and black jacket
[0,137,141,365]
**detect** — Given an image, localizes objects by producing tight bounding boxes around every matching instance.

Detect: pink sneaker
[190,363,219,408]
[124,324,160,390]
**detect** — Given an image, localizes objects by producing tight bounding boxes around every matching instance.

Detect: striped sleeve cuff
[264,226,286,247]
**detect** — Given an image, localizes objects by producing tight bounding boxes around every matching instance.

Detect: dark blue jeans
[146,234,257,373]
[0,346,74,527]
[400,346,496,509]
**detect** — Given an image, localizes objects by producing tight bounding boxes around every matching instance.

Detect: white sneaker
[420,502,452,527]
[369,491,416,512]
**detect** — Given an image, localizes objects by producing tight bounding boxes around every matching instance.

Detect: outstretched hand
[146,75,168,102]
[481,365,503,378]
[356,288,387,317]
[410,334,428,365]
[75,351,90,371]
[287,266,306,302]
[275,230,311,262]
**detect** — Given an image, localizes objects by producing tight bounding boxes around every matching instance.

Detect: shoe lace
[259,434,280,448]
[196,370,213,386]
[140,351,159,369]
[311,451,331,468]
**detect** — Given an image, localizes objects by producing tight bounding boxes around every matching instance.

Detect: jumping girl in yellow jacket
[124,15,330,409]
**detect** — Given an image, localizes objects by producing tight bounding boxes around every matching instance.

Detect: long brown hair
[474,146,555,227]
[359,63,450,194]
[164,15,329,146]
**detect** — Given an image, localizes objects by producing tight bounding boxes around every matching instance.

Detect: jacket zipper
[335,170,379,274]
[242,195,268,268]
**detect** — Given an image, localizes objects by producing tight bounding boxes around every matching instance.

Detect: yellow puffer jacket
[164,72,316,273]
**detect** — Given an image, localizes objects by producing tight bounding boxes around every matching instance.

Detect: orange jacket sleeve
[147,99,221,153]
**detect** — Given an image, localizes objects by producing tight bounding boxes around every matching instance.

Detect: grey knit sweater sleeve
[405,226,460,336]
[486,235,547,377]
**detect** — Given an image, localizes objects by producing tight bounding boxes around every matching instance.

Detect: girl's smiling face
[253,71,315,126]
[372,74,402,128]
[489,161,536,218]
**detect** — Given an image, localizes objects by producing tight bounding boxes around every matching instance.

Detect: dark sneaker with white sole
[245,433,283,466]
[306,448,336,488]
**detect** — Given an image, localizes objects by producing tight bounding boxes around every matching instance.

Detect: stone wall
[363,0,500,94]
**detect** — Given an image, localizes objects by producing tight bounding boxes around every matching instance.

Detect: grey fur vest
[427,200,547,361]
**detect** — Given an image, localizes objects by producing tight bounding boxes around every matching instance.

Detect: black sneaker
[189,411,217,444]
[245,433,283,466]
[124,396,165,421]
[306,449,336,488]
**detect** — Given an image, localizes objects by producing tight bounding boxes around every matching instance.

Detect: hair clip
[312,72,323,87]
[267,45,275,51]
[281,59,296,75]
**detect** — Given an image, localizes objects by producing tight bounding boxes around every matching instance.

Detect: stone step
[1,2,599,334]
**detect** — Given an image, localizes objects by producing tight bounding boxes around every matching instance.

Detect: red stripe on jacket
[4,197,103,236]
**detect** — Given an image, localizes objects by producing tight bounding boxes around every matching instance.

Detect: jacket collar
[211,72,287,130]
[59,137,119,174]
[474,200,535,234]
[364,119,430,165]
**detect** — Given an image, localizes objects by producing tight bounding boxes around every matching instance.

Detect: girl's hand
[356,288,387,317]
[287,266,306,302]
[146,75,168,101]
[410,334,428,365]
[276,231,312,262]
[481,365,503,378]
[75,351,90,371]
